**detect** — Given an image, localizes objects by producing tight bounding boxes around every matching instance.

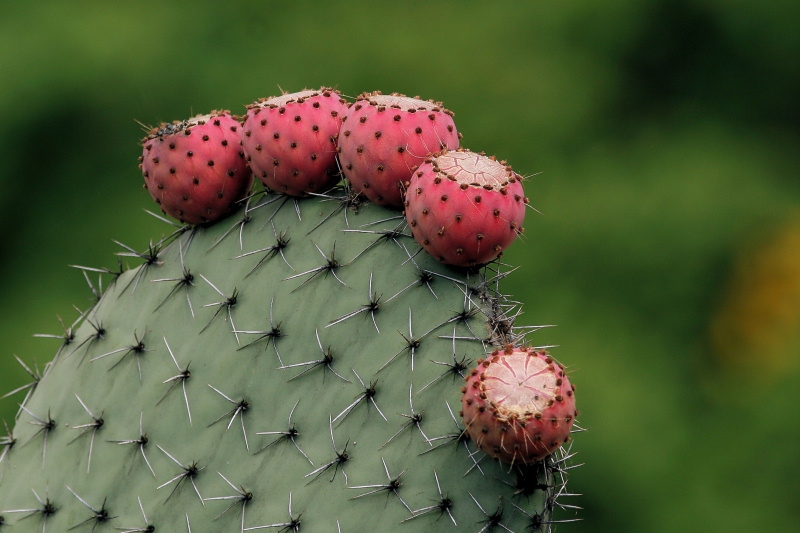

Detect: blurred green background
[2,1,799,531]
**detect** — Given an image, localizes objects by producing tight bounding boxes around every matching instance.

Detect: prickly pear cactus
[0,186,577,531]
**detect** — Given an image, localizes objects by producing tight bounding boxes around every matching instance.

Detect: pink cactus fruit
[338,91,461,208]
[460,346,577,464]
[242,88,349,196]
[404,149,527,267]
[140,111,252,225]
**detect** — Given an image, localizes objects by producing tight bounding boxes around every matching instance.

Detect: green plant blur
[1,1,798,531]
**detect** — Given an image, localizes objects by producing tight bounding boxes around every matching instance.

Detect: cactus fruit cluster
[0,87,580,532]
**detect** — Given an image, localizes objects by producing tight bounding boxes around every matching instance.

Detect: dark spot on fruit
[187,151,193,157]
[359,116,367,123]
[261,119,267,126]
[169,167,176,174]
[202,134,209,141]
[221,140,228,146]
[255,144,262,151]
[415,127,422,134]
[312,125,319,132]
[152,157,160,164]
[169,143,175,150]
[397,146,405,153]
[290,142,297,148]
[217,191,224,198]
[493,209,500,217]
[295,116,301,122]
[441,195,448,202]
[310,153,317,161]
[447,125,454,132]
[376,165,384,172]
[375,131,381,139]
[208,160,214,167]
[192,178,200,185]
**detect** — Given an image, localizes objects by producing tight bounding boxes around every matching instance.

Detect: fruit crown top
[426,148,519,190]
[248,87,344,110]
[142,110,233,141]
[355,91,453,116]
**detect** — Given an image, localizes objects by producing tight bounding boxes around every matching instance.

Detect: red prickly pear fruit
[404,148,526,267]
[140,111,252,225]
[460,346,577,464]
[338,91,460,208]
[242,88,349,197]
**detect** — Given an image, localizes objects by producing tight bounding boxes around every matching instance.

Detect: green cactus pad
[0,188,574,532]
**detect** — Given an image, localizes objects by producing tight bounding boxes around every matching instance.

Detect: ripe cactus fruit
[338,92,460,208]
[461,346,577,464]
[405,149,527,267]
[140,111,252,224]
[242,88,349,196]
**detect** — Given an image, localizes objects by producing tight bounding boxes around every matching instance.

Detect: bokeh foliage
[2,1,799,531]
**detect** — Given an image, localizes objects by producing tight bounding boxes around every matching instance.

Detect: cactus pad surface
[0,186,575,531]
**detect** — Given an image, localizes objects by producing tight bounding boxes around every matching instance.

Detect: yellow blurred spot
[711,215,800,376]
